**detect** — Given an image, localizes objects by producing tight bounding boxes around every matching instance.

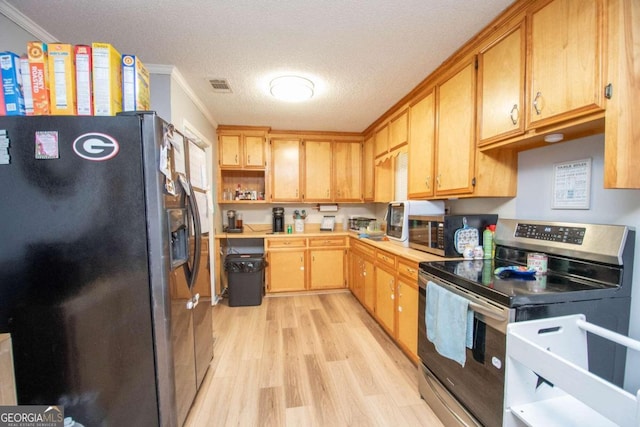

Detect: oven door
[418,271,514,427]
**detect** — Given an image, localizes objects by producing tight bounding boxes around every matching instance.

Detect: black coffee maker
[272,207,284,232]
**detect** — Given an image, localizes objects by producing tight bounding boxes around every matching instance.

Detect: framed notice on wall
[552,158,591,209]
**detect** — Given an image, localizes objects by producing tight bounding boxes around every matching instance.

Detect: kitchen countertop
[214,225,449,263]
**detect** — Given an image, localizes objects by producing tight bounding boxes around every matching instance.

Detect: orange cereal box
[27,41,50,115]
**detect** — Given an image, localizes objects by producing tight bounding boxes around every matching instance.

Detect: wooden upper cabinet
[389,110,409,151]
[435,59,477,196]
[363,135,375,201]
[270,139,301,201]
[527,0,604,128]
[244,135,266,168]
[477,21,526,146]
[408,91,435,199]
[334,141,362,202]
[303,140,332,202]
[604,0,640,189]
[219,135,242,168]
[219,132,266,169]
[374,124,389,158]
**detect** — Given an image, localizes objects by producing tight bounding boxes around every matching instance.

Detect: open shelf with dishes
[218,170,267,203]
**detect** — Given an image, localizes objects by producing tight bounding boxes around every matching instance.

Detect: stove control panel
[515,223,586,245]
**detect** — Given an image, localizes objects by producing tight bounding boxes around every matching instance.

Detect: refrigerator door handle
[181,178,202,291]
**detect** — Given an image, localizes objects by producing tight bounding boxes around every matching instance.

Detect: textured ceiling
[4,0,514,132]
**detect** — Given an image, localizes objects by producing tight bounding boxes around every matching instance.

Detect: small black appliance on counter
[272,207,284,232]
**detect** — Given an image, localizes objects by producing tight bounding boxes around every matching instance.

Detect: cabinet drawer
[309,236,346,247]
[350,239,375,258]
[397,258,419,282]
[266,238,307,249]
[376,250,396,269]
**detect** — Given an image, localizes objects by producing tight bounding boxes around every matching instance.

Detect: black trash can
[224,254,266,307]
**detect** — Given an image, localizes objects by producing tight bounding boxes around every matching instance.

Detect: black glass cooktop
[419,259,620,307]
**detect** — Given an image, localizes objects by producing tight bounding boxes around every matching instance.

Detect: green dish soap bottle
[483,226,494,259]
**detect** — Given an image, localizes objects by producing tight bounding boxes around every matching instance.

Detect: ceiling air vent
[209,79,232,93]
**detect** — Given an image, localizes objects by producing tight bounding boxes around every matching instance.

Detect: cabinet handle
[284,241,291,245]
[425,176,430,190]
[247,154,251,163]
[326,189,330,197]
[235,154,238,163]
[533,91,542,115]
[510,104,519,125]
[296,189,298,197]
[436,174,441,188]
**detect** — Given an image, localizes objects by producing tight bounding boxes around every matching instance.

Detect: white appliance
[385,200,444,246]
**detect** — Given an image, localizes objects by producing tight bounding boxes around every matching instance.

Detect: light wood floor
[185,290,443,426]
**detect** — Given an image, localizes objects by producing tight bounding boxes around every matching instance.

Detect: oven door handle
[468,301,506,322]
[419,271,510,327]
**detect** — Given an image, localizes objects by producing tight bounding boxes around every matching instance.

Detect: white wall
[453,134,640,393]
[0,13,35,53]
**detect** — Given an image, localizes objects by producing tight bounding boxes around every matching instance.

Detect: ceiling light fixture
[270,76,314,102]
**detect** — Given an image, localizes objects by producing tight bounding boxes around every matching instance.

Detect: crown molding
[0,0,57,42]
[147,64,218,130]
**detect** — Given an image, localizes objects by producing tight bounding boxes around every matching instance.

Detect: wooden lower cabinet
[266,236,346,292]
[375,265,396,335]
[309,248,346,289]
[348,238,420,361]
[267,249,306,292]
[396,277,419,359]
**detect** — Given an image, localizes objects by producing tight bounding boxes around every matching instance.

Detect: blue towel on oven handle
[426,281,474,367]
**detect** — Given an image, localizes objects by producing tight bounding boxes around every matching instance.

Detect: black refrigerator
[0,112,213,426]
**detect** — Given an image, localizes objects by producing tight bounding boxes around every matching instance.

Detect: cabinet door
[363,136,375,201]
[375,266,395,334]
[374,125,389,158]
[267,250,306,292]
[604,0,640,189]
[396,278,419,358]
[362,257,375,313]
[390,110,408,151]
[304,140,332,201]
[477,22,525,145]
[271,139,301,201]
[244,135,265,168]
[219,135,241,168]
[334,141,362,202]
[527,0,603,128]
[374,157,393,203]
[435,60,476,196]
[349,251,363,301]
[408,91,435,198]
[310,248,345,289]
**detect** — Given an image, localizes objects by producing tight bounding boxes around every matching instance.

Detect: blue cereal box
[0,51,26,116]
[121,54,150,111]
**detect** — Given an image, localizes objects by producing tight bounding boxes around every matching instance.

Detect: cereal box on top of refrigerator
[0,51,26,116]
[75,45,92,116]
[121,54,150,112]
[91,42,122,116]
[47,43,76,115]
[27,41,50,115]
[19,55,34,115]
